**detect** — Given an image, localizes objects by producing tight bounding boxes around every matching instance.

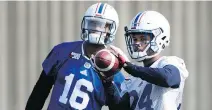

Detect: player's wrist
[96,70,114,83]
[102,76,114,84]
[123,61,131,68]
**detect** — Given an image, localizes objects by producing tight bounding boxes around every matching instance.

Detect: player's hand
[108,46,130,67]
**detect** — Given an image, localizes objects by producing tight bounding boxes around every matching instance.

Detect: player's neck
[83,42,106,58]
[143,55,161,67]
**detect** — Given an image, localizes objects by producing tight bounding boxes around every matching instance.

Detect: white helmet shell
[125,11,170,62]
[81,3,119,45]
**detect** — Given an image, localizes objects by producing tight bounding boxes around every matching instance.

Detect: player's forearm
[103,82,121,105]
[123,62,181,88]
[103,82,131,110]
[25,70,55,110]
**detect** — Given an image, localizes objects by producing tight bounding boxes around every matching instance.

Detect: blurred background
[0,1,212,110]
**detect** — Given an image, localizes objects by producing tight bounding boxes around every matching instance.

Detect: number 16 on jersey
[59,74,94,109]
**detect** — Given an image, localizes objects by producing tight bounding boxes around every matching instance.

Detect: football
[93,48,120,77]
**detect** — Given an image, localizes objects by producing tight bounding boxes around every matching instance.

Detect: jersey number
[138,84,153,110]
[59,74,94,109]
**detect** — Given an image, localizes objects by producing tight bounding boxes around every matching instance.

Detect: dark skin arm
[25,70,55,110]
[103,81,132,110]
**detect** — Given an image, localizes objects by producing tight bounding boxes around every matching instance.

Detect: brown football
[93,49,120,77]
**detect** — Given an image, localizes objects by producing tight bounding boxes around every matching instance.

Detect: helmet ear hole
[159,27,164,33]
[162,36,166,40]
[162,44,165,49]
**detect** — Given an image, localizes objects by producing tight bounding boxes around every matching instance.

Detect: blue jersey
[42,41,124,110]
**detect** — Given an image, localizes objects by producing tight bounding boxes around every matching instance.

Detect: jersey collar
[81,42,90,60]
[150,56,165,68]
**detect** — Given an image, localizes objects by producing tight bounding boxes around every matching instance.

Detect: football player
[105,11,189,110]
[25,3,125,110]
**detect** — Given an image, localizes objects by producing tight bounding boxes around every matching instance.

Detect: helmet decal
[95,3,106,15]
[132,11,146,29]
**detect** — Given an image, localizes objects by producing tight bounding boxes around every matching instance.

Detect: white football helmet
[81,3,119,45]
[125,11,170,62]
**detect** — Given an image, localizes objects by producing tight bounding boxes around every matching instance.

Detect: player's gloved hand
[108,46,130,68]
[90,54,114,83]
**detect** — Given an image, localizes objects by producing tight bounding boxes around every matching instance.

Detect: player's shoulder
[52,41,83,52]
[160,56,189,79]
[160,56,185,67]
[54,41,83,49]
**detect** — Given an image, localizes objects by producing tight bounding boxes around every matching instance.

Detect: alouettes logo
[69,52,81,60]
[84,62,91,69]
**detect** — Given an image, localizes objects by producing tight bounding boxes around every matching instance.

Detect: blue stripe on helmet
[98,3,105,14]
[133,12,142,27]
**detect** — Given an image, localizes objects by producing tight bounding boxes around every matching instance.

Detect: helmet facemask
[125,27,164,62]
[81,16,116,45]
